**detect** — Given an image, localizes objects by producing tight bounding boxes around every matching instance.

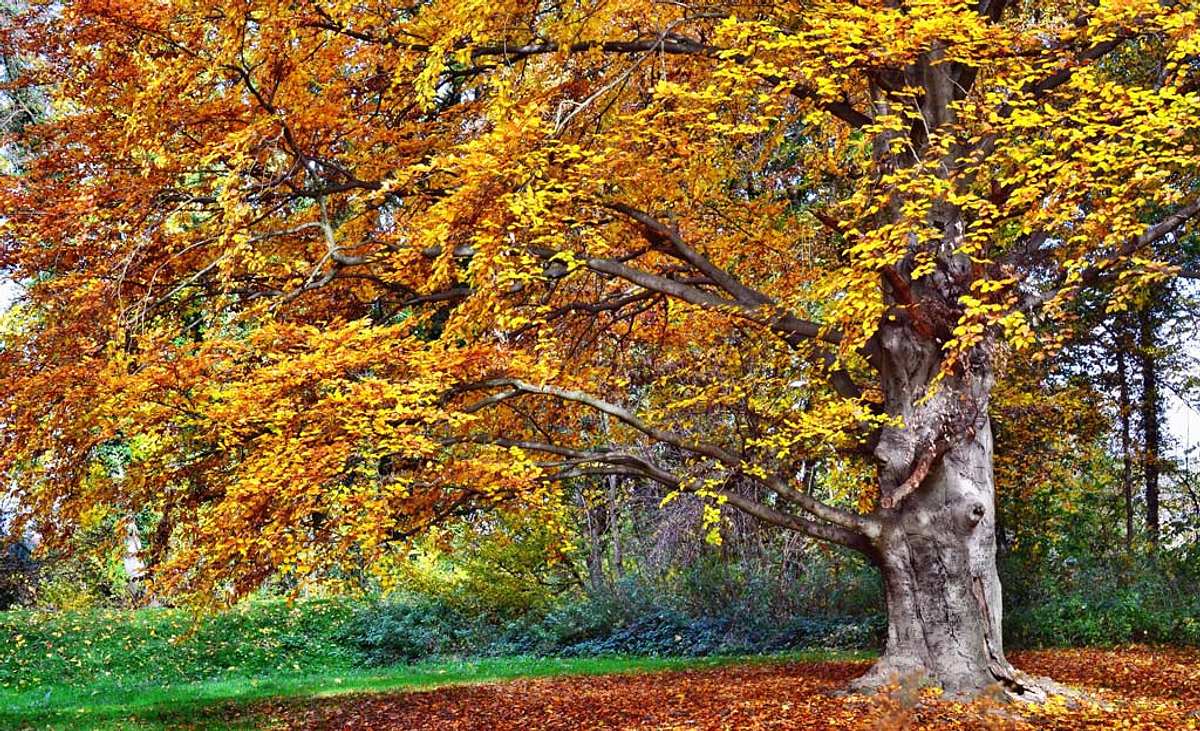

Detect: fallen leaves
[239,647,1200,730]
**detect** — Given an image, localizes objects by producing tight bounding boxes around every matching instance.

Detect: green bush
[1000,552,1200,648]
[339,578,886,667]
[340,596,478,664]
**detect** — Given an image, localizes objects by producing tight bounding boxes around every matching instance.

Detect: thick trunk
[852,327,1054,699]
[837,39,1072,702]
[855,420,1028,697]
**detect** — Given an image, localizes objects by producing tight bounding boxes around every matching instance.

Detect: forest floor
[234,647,1198,730]
[4,647,1198,729]
[184,647,1200,729]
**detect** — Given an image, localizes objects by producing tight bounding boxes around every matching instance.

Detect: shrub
[341,596,478,665]
[1000,552,1200,648]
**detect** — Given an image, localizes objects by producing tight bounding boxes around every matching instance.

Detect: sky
[0,278,15,309]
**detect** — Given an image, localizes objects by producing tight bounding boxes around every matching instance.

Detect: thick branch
[717,490,875,554]
[594,206,864,397]
[604,202,770,307]
[766,476,881,539]
[458,436,872,553]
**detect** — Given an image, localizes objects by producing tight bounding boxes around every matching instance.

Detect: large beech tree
[3,0,1200,698]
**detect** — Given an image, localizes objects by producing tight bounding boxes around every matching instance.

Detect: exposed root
[844,658,931,697]
[997,668,1091,706]
[845,658,1093,707]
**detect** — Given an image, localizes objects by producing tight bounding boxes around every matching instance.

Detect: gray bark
[851,325,1052,699]
[860,419,1014,697]
[1138,307,1162,547]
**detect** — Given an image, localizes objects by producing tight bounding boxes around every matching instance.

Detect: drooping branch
[764,476,881,540]
[413,236,857,395]
[455,435,873,553]
[1024,35,1131,101]
[454,380,877,537]
[716,489,875,554]
[456,378,743,468]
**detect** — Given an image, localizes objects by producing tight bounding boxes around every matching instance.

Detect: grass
[0,599,362,693]
[1,652,869,730]
[0,601,869,729]
[2,652,873,724]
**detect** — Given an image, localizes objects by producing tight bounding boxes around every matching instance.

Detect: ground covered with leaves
[244,648,1198,730]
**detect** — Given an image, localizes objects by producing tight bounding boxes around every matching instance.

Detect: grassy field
[3,654,815,730]
[0,601,864,729]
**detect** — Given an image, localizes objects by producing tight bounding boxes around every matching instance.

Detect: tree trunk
[607,474,624,583]
[1138,307,1161,547]
[1116,341,1135,551]
[852,326,1054,700]
[122,514,148,605]
[856,419,1026,697]
[583,501,608,595]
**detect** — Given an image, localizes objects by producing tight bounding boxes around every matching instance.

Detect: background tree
[2,0,1199,698]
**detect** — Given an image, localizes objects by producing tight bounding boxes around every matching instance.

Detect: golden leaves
[3,0,1200,601]
[250,648,1200,729]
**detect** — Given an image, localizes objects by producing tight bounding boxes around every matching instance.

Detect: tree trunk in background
[583,496,608,595]
[122,515,147,604]
[607,474,624,584]
[1116,343,1135,551]
[1138,307,1161,548]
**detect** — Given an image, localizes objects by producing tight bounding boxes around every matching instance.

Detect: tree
[2,0,1199,698]
[1137,299,1164,546]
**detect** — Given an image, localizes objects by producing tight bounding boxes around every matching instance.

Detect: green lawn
[0,655,701,729]
[0,602,867,729]
[0,652,871,730]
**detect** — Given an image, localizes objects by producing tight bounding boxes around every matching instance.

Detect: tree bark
[851,326,1053,699]
[1116,339,1135,551]
[856,420,1030,697]
[1138,307,1161,547]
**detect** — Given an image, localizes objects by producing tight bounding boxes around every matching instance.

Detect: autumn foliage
[2,0,1200,694]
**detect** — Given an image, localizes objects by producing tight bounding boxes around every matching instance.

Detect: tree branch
[305,18,869,128]
[456,436,873,553]
[454,378,743,467]
[604,202,771,307]
[1022,198,1200,312]
[454,382,876,536]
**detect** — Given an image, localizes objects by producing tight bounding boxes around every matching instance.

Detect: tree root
[844,658,1093,706]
